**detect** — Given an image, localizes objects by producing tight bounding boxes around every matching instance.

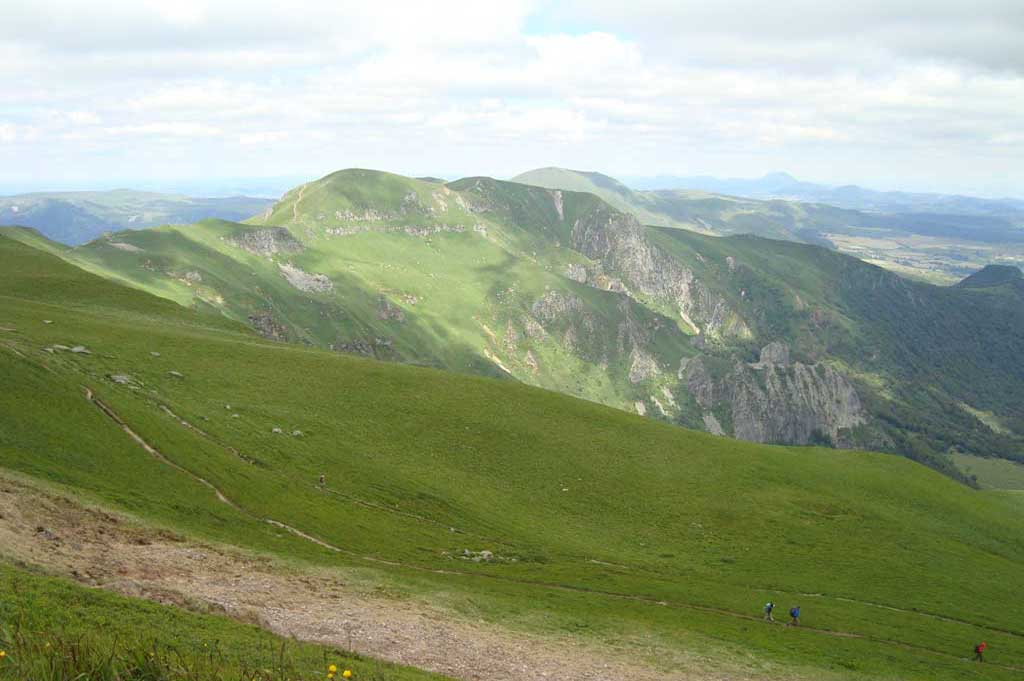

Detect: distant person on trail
[788,606,800,626]
[764,601,775,622]
[318,473,326,487]
[974,641,987,662]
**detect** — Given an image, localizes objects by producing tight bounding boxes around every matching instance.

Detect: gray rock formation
[628,348,661,384]
[377,296,406,322]
[229,228,304,257]
[278,263,333,293]
[248,312,290,341]
[565,263,587,283]
[686,344,865,446]
[568,208,750,341]
[703,412,725,435]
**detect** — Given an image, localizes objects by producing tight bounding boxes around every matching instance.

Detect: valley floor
[0,473,719,681]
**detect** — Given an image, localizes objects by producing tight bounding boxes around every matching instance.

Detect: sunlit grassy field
[2,233,1024,679]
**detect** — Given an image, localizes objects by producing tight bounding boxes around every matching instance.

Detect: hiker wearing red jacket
[974,641,987,662]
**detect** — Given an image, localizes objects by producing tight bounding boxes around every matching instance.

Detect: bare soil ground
[0,475,724,681]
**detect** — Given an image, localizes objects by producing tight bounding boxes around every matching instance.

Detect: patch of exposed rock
[108,241,142,252]
[502,324,520,352]
[551,190,564,221]
[524,350,540,375]
[686,343,865,445]
[326,224,465,238]
[331,337,396,360]
[703,412,726,435]
[530,290,586,323]
[628,348,661,384]
[248,312,290,341]
[565,263,588,283]
[228,228,304,257]
[278,263,333,293]
[377,296,405,322]
[522,316,547,341]
[569,207,750,341]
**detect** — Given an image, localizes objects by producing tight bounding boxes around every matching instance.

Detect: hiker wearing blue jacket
[788,605,801,626]
[763,601,775,622]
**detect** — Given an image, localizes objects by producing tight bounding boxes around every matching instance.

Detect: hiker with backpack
[763,601,775,622]
[974,641,987,662]
[788,605,800,626]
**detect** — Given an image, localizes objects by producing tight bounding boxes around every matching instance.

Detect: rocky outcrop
[685,343,865,446]
[229,228,304,257]
[248,312,289,341]
[278,263,333,293]
[565,263,587,283]
[331,336,396,359]
[325,224,465,238]
[703,412,725,435]
[377,296,405,321]
[569,207,750,341]
[531,290,587,323]
[551,190,564,221]
[628,348,661,384]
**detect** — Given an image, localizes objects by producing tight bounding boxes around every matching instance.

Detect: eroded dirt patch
[0,476,716,681]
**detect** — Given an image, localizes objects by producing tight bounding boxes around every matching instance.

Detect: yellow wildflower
[343,671,352,679]
[328,664,337,673]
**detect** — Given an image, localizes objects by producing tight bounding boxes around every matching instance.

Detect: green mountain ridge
[5,168,1023,480]
[4,231,1024,679]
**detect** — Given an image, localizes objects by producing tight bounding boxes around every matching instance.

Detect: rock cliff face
[569,207,750,341]
[685,343,865,445]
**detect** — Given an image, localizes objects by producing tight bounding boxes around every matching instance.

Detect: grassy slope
[6,169,1024,471]
[951,453,1024,490]
[8,171,695,415]
[0,562,444,681]
[2,234,1024,679]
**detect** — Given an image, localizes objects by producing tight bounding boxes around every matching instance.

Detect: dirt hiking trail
[0,476,730,681]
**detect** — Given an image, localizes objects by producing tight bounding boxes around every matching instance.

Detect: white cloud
[0,0,1022,196]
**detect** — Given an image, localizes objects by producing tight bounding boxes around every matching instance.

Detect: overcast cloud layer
[1,0,1022,196]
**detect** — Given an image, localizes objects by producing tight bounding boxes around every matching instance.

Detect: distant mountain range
[513,167,1024,283]
[6,167,1022,482]
[624,171,1024,218]
[0,190,274,245]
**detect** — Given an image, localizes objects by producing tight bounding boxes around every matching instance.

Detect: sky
[1,0,1022,197]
